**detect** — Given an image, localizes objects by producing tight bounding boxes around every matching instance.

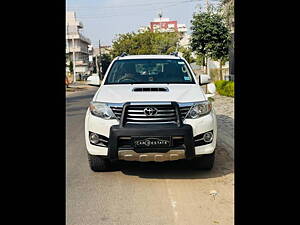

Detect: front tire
[190,151,215,170]
[87,152,112,172]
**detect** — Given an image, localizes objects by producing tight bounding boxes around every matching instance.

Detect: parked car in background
[86,73,100,86]
[82,73,91,81]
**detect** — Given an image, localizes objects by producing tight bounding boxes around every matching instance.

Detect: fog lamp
[203,132,213,143]
[89,132,100,145]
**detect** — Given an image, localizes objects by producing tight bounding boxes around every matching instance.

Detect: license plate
[132,136,171,148]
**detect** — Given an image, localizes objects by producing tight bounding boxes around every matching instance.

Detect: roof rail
[120,52,128,57]
[170,52,178,57]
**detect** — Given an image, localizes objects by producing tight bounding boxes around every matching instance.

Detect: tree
[69,60,73,73]
[179,47,196,64]
[190,10,230,79]
[219,0,234,77]
[111,31,182,57]
[100,53,113,75]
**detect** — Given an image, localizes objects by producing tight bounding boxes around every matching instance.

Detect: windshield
[104,59,195,84]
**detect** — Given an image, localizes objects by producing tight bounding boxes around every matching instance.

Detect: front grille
[110,106,123,120]
[124,104,177,124]
[179,106,191,120]
[111,103,192,123]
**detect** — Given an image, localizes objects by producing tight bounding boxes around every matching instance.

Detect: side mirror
[199,74,211,85]
[205,83,216,97]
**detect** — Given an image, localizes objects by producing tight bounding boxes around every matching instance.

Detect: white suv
[85,54,217,171]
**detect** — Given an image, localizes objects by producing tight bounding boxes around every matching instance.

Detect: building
[150,17,187,34]
[138,26,150,33]
[150,17,177,32]
[177,24,187,33]
[139,15,187,34]
[179,34,191,48]
[66,11,91,79]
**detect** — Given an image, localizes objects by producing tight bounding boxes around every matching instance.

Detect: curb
[66,85,98,97]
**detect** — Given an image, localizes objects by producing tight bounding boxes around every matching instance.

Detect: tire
[87,152,112,172]
[190,151,215,170]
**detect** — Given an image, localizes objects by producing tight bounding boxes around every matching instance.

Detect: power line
[74,2,194,20]
[67,0,197,10]
[69,0,219,20]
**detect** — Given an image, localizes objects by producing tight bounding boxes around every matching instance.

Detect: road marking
[166,179,179,224]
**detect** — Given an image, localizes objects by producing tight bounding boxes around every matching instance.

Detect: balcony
[76,21,83,28]
[66,33,91,44]
[75,60,89,66]
[66,46,89,54]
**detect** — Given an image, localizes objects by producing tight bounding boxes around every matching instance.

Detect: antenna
[158,10,163,19]
[158,10,163,31]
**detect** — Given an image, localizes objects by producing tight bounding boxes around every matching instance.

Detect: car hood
[93,84,206,103]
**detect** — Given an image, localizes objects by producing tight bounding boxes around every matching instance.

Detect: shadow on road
[115,146,233,179]
[66,93,95,104]
[67,106,88,113]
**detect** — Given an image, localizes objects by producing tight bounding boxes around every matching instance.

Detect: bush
[214,80,234,97]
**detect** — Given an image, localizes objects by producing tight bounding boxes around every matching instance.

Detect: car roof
[117,55,181,60]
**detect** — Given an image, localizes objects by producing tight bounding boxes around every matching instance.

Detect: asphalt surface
[66,87,234,225]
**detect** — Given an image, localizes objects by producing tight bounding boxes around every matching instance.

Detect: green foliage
[111,31,181,57]
[100,53,113,75]
[69,61,73,73]
[215,80,227,90]
[208,97,215,102]
[215,80,234,97]
[179,47,195,64]
[190,10,230,63]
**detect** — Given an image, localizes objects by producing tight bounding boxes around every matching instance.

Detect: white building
[179,34,191,48]
[66,11,91,78]
[177,24,187,33]
[138,26,150,33]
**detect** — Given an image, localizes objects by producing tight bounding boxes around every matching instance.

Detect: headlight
[89,102,116,120]
[186,101,212,119]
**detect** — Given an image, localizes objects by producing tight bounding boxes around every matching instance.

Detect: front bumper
[108,123,195,160]
[85,109,217,159]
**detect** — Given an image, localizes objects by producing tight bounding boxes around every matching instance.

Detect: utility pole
[98,40,102,80]
[72,38,76,83]
[158,10,162,31]
[95,48,99,75]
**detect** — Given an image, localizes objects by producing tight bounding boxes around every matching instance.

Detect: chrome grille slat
[127,109,175,113]
[127,113,175,117]
[126,121,177,124]
[127,117,177,121]
[110,106,123,120]
[179,106,192,119]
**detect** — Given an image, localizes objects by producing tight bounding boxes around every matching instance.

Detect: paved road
[66,87,234,225]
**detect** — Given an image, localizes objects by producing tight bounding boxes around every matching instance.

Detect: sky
[66,0,220,46]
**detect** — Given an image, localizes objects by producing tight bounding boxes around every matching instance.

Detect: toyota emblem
[144,107,158,116]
